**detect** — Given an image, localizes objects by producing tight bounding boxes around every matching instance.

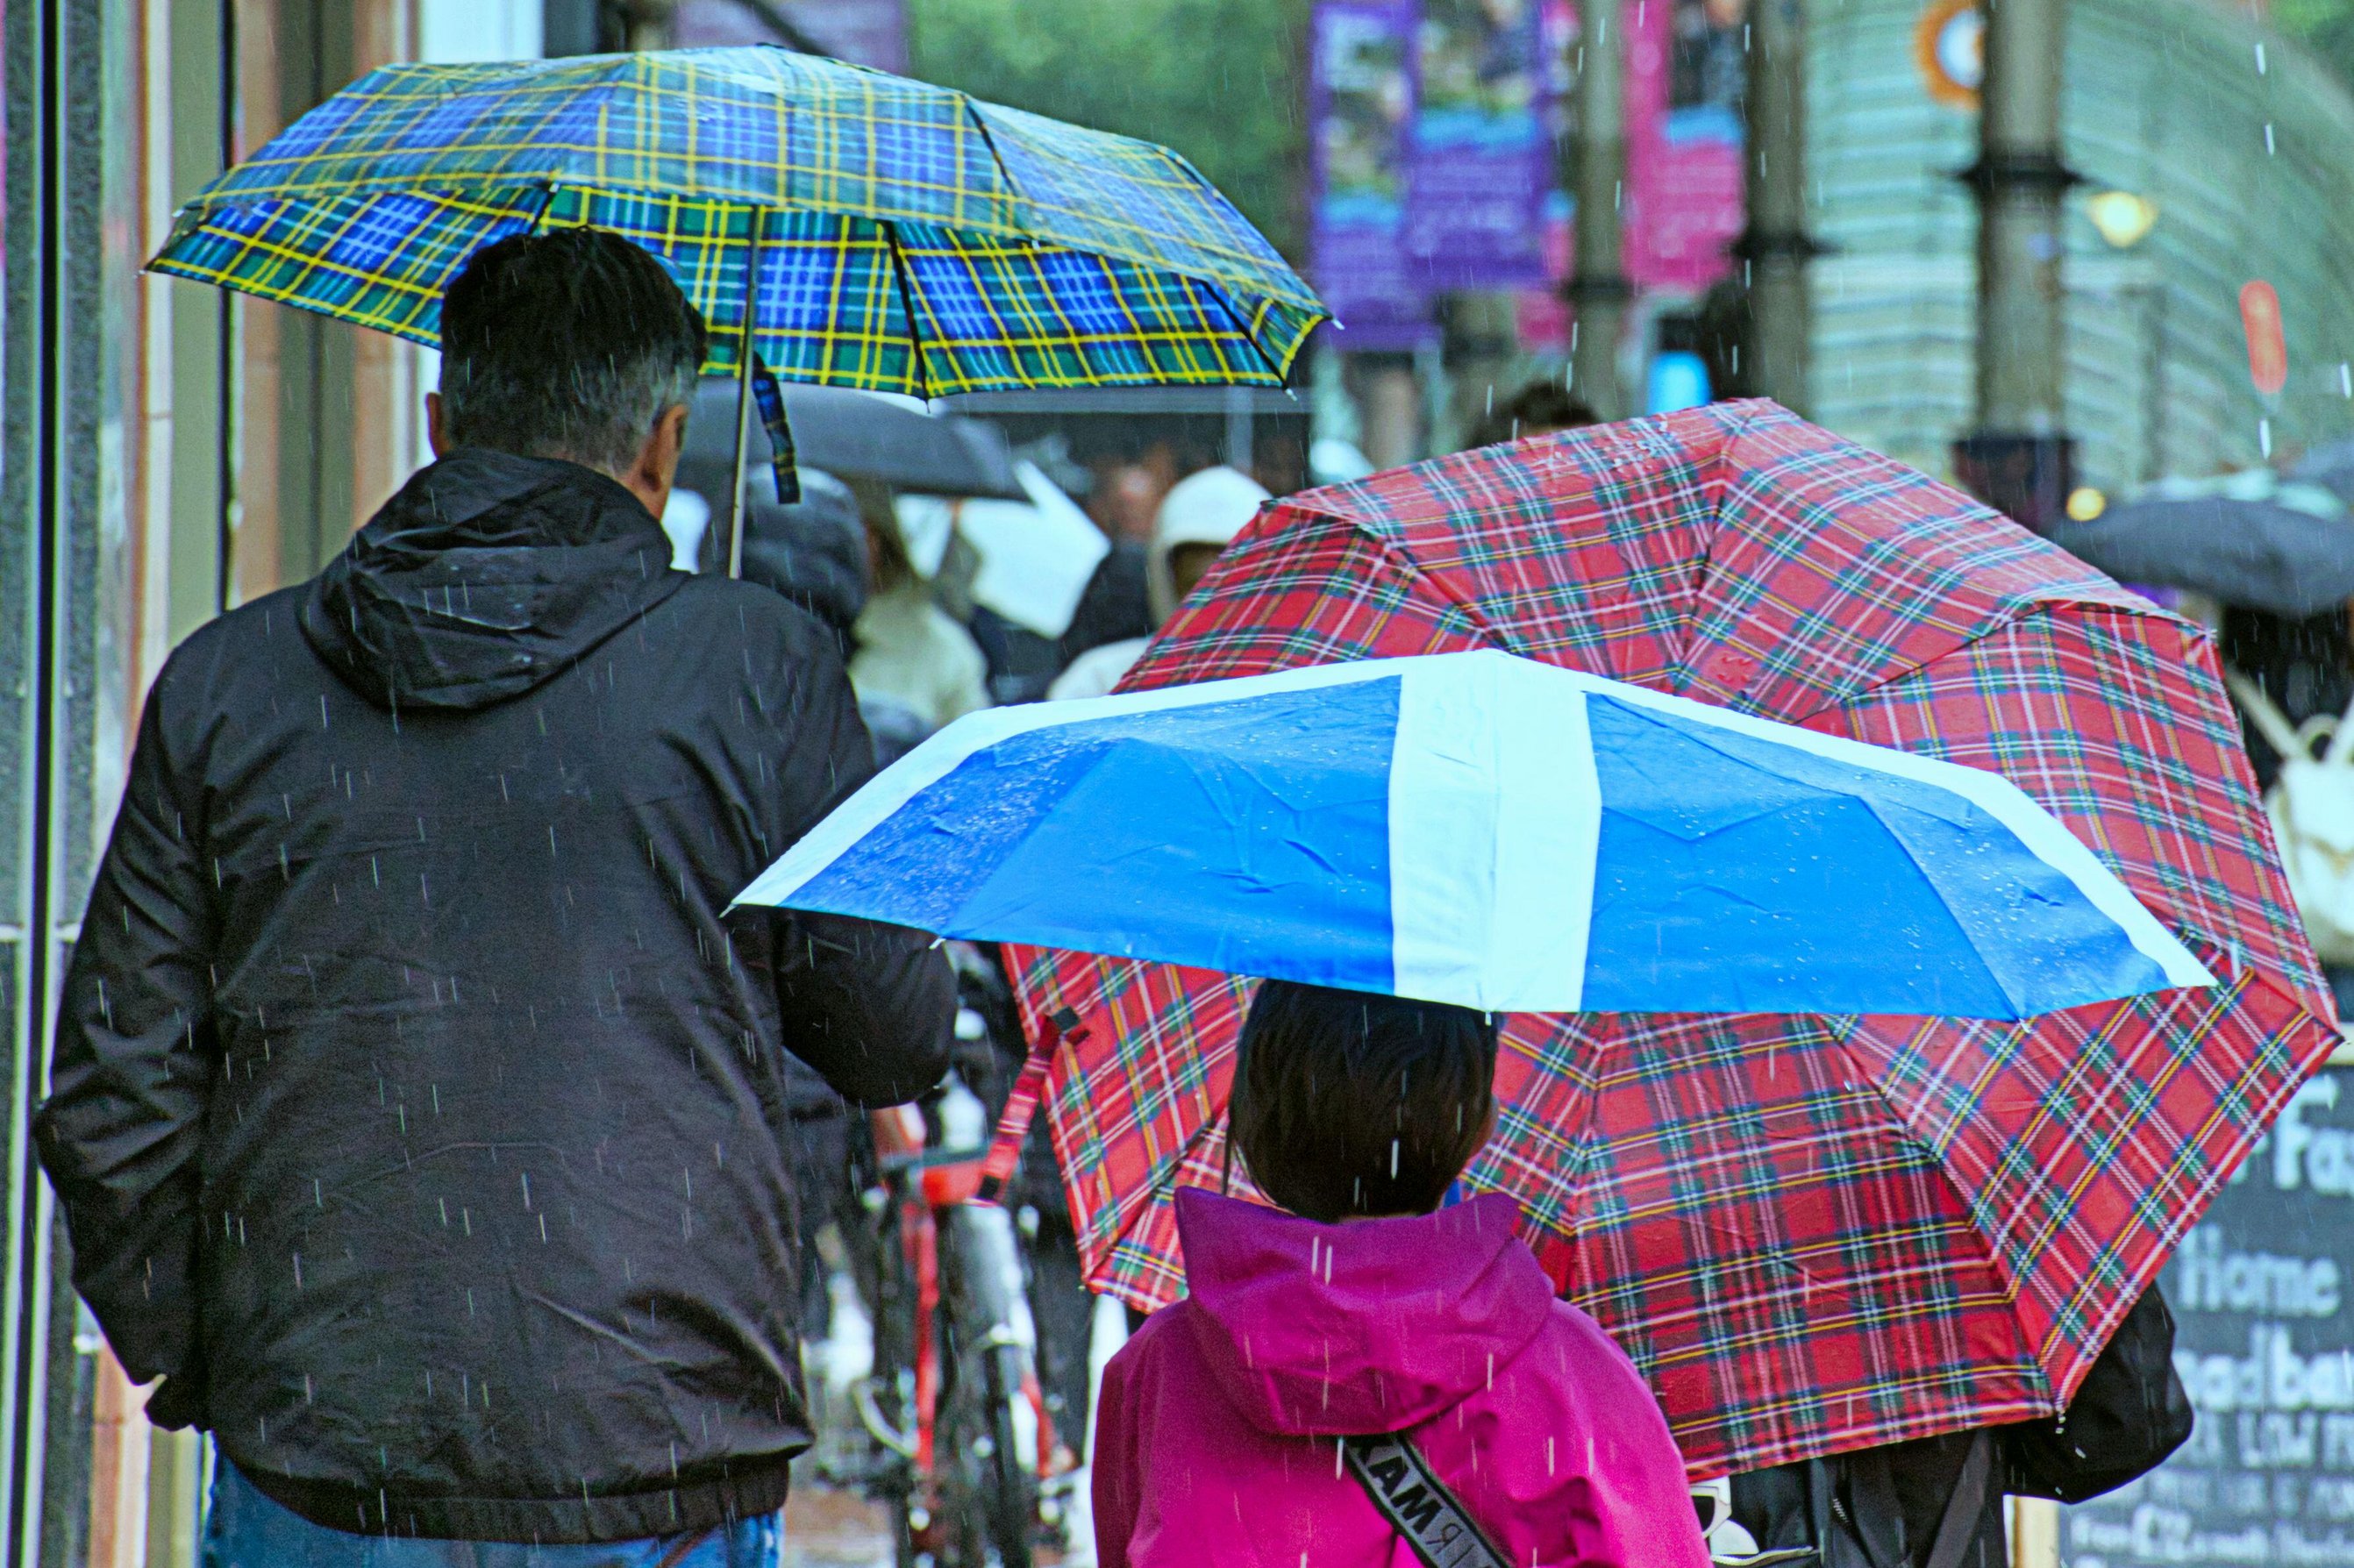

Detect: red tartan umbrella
[1003,401,2337,1477]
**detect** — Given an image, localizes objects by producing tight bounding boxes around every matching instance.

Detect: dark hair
[1464,379,1600,451]
[438,228,709,475]
[845,474,915,592]
[1228,980,1497,1223]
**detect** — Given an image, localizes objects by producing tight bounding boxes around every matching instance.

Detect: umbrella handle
[725,208,771,580]
[974,1008,1086,1205]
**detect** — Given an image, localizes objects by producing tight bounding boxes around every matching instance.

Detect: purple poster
[1309,1,1432,348]
[1516,0,1579,349]
[672,0,910,73]
[1405,0,1550,290]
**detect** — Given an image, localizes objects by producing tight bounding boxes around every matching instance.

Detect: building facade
[0,5,543,1562]
[1809,0,2354,489]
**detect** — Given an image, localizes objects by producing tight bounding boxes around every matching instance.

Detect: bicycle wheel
[841,1144,921,1568]
[934,1330,1032,1567]
[974,1341,1036,1568]
[939,1203,1038,1568]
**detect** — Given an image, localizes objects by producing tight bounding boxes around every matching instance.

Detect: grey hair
[439,350,700,477]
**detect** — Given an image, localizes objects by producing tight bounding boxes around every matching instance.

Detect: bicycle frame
[860,1101,1056,1564]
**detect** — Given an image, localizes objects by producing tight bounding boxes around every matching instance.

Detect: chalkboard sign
[2065,1067,2354,1566]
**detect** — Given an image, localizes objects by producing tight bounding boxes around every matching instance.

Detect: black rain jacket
[34,450,953,1543]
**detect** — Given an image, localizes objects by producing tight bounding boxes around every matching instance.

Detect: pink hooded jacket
[1092,1189,1710,1568]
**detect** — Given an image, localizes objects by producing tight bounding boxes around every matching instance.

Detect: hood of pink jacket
[1174,1187,1555,1436]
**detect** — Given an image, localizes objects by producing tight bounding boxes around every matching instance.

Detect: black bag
[1727,1282,2194,1566]
[2000,1280,2194,1503]
[1728,1430,2002,1568]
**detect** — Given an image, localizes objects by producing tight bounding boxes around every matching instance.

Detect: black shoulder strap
[1921,1431,1994,1568]
[1806,1430,1994,1568]
[1344,1433,1512,1568]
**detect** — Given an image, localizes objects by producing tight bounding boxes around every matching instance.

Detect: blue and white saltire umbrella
[734,651,2213,1019]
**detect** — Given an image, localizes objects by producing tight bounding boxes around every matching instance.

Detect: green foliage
[2277,0,2348,34]
[2276,0,2354,87]
[905,0,1311,260]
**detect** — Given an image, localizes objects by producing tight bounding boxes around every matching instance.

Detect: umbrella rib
[881,223,932,403]
[1199,279,1290,386]
[953,98,1028,244]
[1083,1066,1239,1304]
[939,98,1302,308]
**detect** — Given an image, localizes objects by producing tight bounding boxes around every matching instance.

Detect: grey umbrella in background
[2293,439,2354,508]
[682,381,1024,502]
[2044,470,2354,617]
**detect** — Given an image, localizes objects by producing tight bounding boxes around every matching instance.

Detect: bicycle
[806,940,1099,1567]
[860,1083,1052,1568]
[838,1054,1066,1566]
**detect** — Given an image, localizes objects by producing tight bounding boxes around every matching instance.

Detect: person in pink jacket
[1091,980,1712,1568]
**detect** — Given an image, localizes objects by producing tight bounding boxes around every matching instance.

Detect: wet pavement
[781,1482,893,1568]
[779,1475,1081,1567]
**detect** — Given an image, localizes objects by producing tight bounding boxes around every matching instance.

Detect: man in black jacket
[34,230,954,1555]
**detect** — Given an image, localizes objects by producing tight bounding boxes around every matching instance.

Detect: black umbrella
[684,381,1023,501]
[2044,478,2354,617]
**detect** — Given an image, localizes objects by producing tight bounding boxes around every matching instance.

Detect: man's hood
[1146,465,1268,624]
[1175,1187,1554,1437]
[302,449,686,712]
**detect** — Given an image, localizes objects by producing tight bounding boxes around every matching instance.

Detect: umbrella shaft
[725,211,767,580]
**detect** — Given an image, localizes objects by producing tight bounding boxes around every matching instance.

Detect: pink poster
[1518,0,1745,349]
[1626,0,1746,291]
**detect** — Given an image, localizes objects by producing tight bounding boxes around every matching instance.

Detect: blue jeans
[202,1459,781,1568]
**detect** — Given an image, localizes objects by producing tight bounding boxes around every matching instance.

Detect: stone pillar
[1954,0,2076,529]
[1740,0,1816,414]
[1569,0,1631,420]
[1353,353,1424,470]
[1441,291,1522,449]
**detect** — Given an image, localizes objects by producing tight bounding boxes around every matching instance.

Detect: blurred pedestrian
[736,466,870,662]
[730,466,930,1359]
[2221,601,2354,1017]
[1463,378,1600,451]
[1047,465,1270,700]
[845,476,993,729]
[34,229,954,1563]
[1309,436,1377,487]
[1086,438,1184,545]
[1091,981,1709,1568]
[2224,602,2354,793]
[1057,541,1154,669]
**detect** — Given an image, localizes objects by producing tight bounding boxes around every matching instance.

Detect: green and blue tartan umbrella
[151,46,1326,501]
